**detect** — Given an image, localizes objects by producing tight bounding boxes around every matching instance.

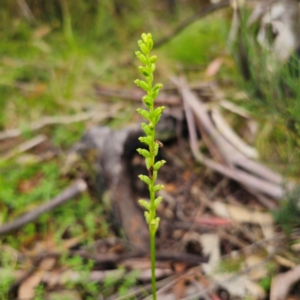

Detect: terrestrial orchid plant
[134,33,165,299]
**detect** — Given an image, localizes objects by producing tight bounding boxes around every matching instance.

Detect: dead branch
[0,179,87,235]
[0,107,117,140]
[172,76,291,200]
[75,249,208,265]
[211,107,258,159]
[0,134,46,162]
[95,85,181,106]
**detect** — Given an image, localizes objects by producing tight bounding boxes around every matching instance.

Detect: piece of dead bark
[74,113,179,250]
[75,125,149,250]
[270,265,300,300]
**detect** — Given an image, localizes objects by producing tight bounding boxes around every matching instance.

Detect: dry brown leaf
[62,235,85,250]
[182,170,192,180]
[291,243,300,252]
[18,257,56,299]
[205,58,224,77]
[173,262,189,274]
[27,83,47,99]
[212,202,275,251]
[32,25,52,39]
[195,216,232,227]
[213,274,265,299]
[285,296,300,300]
[243,255,268,280]
[173,276,194,300]
[199,234,220,274]
[274,255,296,269]
[18,172,43,193]
[164,183,178,193]
[212,202,273,225]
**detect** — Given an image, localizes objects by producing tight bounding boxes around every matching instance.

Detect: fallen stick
[0,108,116,140]
[0,134,46,162]
[95,85,181,106]
[178,76,282,183]
[193,138,284,199]
[75,250,208,265]
[173,76,288,199]
[180,75,278,203]
[0,179,87,235]
[211,107,258,159]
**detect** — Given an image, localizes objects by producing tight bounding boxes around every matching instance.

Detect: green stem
[149,60,157,299]
[150,230,157,300]
[135,33,164,300]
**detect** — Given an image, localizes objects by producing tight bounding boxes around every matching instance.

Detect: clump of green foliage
[273,186,300,234]
[217,257,243,273]
[232,9,300,176]
[134,33,165,300]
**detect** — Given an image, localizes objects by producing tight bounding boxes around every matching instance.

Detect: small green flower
[134,33,165,300]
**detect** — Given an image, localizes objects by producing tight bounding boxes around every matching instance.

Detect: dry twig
[0,134,47,162]
[0,179,87,235]
[95,85,181,106]
[172,76,290,200]
[0,108,116,140]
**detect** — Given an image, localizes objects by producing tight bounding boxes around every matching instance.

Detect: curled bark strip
[0,179,87,235]
[74,114,178,250]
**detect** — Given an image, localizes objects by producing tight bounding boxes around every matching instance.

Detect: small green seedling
[134,33,165,300]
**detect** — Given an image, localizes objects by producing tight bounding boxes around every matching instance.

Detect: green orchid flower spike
[134,33,165,299]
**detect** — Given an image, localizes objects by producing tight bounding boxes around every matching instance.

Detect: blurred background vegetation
[0,0,300,298]
[0,0,231,128]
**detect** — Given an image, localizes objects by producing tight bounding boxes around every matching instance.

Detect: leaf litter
[0,78,295,299]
